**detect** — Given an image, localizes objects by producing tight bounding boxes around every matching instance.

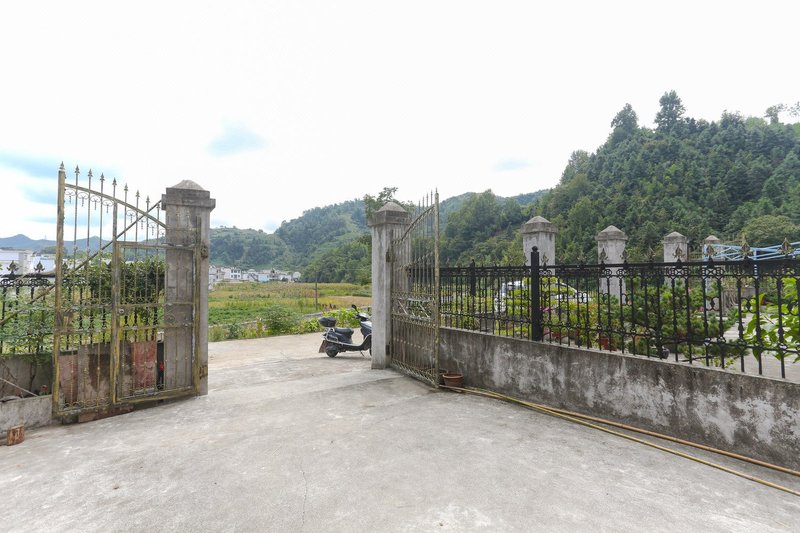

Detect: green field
[207,281,371,341]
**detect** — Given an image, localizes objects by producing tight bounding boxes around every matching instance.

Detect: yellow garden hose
[441,384,800,498]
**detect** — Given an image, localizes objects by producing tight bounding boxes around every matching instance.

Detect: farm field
[207,281,371,341]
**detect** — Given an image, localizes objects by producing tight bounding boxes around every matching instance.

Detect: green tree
[765,104,786,125]
[363,187,412,221]
[655,90,686,132]
[740,215,800,247]
[609,103,638,144]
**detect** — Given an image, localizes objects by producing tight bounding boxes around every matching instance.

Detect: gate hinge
[199,365,208,378]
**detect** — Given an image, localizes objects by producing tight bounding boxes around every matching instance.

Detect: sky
[1,0,799,240]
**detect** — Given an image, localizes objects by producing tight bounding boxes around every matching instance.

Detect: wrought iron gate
[389,192,440,385]
[52,165,200,417]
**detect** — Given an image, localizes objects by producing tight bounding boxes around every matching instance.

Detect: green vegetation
[207,281,370,341]
[531,93,800,262]
[208,188,545,280]
[744,277,799,363]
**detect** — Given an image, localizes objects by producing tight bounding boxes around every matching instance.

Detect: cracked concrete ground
[1,332,798,532]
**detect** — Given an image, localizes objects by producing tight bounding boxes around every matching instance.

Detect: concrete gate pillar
[703,235,722,260]
[522,216,557,267]
[161,181,216,395]
[663,232,688,263]
[596,225,627,299]
[368,203,410,370]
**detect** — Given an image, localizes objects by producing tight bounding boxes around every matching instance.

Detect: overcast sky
[1,0,798,239]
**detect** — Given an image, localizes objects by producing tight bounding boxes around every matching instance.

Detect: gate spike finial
[780,238,792,256]
[74,165,80,177]
[741,236,751,258]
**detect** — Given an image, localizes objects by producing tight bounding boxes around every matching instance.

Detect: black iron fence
[440,248,800,378]
[0,262,54,358]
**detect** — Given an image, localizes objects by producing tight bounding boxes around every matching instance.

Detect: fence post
[468,259,476,297]
[596,225,627,298]
[663,231,688,263]
[522,216,557,267]
[161,180,216,395]
[703,235,722,260]
[530,247,543,341]
[368,202,411,369]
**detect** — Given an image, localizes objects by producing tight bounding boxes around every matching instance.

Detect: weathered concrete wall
[0,395,52,440]
[0,358,51,397]
[439,328,800,470]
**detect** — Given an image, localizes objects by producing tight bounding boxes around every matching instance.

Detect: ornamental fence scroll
[440,249,800,379]
[0,262,54,359]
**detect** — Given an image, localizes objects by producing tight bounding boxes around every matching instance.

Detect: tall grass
[208,281,371,341]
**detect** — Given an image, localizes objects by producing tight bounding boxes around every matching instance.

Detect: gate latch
[199,365,208,378]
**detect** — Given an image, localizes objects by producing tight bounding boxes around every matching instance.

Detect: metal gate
[52,165,200,417]
[389,192,440,385]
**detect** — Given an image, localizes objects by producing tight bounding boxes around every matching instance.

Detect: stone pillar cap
[170,179,206,191]
[596,225,627,241]
[377,202,406,213]
[368,202,411,227]
[522,216,557,234]
[704,235,721,243]
[162,181,216,209]
[663,231,687,242]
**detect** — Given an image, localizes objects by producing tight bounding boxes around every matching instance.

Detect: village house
[0,249,56,274]
[207,266,301,289]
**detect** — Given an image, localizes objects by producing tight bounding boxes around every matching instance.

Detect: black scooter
[318,305,372,358]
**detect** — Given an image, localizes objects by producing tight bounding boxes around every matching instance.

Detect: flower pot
[442,373,464,388]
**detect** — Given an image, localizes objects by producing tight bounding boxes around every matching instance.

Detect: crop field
[207,281,371,341]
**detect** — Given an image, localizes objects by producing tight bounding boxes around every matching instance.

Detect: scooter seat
[334,327,353,335]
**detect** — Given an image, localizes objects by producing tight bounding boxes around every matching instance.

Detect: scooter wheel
[325,345,339,358]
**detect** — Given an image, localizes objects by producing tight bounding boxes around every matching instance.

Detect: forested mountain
[207,190,546,280]
[209,227,288,268]
[531,92,800,262]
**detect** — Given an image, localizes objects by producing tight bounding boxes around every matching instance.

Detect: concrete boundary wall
[0,358,51,397]
[439,328,800,470]
[0,395,52,441]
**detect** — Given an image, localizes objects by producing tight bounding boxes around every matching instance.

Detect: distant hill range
[0,234,106,253]
[208,190,548,282]
[0,234,57,251]
[1,190,548,281]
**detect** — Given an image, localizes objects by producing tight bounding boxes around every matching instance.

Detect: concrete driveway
[2,332,798,532]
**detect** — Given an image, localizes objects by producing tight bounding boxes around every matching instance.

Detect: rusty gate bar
[52,164,200,418]
[389,191,440,385]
